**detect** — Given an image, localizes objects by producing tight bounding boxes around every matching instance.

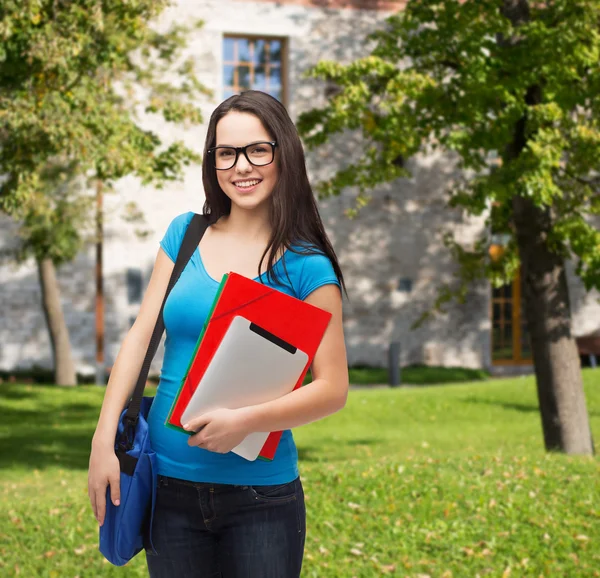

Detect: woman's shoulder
[286,243,332,266]
[283,243,340,301]
[160,211,197,262]
[167,211,196,230]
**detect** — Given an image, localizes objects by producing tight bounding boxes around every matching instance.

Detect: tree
[298,0,600,454]
[0,1,209,384]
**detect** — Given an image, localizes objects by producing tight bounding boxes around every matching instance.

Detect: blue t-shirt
[147,211,341,485]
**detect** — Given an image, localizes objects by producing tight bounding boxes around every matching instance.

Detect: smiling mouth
[233,179,262,189]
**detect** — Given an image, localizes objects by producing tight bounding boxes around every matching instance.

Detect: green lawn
[1,370,599,577]
[345,365,489,386]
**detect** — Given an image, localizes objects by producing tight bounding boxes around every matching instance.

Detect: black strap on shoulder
[123,213,210,426]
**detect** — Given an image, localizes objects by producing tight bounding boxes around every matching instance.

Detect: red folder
[166,272,332,460]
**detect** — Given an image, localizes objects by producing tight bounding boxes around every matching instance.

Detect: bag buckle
[116,414,138,452]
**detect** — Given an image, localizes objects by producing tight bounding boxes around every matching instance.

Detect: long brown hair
[201,90,346,295]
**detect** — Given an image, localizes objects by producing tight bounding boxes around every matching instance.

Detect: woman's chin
[228,191,271,211]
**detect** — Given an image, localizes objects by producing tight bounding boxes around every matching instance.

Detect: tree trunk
[37,257,77,386]
[512,198,593,454]
[502,0,594,455]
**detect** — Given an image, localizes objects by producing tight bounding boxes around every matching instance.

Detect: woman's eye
[218,149,234,157]
[250,147,267,154]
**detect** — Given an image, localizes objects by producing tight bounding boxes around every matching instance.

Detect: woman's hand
[184,407,254,454]
[88,441,121,526]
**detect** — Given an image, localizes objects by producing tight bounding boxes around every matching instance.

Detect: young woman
[88,90,349,577]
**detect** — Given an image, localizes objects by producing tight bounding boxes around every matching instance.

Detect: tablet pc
[180,315,310,461]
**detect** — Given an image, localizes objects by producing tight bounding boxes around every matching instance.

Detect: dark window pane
[269,40,282,63]
[126,268,142,304]
[521,323,531,358]
[493,324,512,360]
[504,323,513,347]
[492,286,502,298]
[238,65,251,89]
[492,326,501,347]
[504,302,512,322]
[493,324,502,345]
[503,283,512,298]
[237,39,251,63]
[254,40,266,64]
[223,38,235,62]
[223,65,235,87]
[270,66,282,88]
[493,303,501,322]
[398,278,413,293]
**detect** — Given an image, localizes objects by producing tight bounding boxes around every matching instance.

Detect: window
[126,268,142,304]
[489,203,532,365]
[491,270,532,364]
[223,36,285,103]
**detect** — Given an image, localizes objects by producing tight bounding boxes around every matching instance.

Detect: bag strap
[123,213,210,426]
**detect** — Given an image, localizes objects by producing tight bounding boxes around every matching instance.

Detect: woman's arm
[88,248,174,525]
[91,248,175,448]
[184,283,348,450]
[241,283,348,430]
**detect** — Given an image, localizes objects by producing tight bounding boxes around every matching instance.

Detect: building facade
[1,0,598,377]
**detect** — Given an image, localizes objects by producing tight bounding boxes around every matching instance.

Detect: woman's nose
[235,153,252,173]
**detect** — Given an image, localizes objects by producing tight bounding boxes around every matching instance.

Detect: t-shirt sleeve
[159,211,195,262]
[297,251,341,301]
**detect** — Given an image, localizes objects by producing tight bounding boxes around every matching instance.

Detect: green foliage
[0,0,209,263]
[1,370,600,575]
[14,160,93,265]
[298,0,600,302]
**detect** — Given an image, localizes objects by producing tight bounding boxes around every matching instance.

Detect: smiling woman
[88,90,349,578]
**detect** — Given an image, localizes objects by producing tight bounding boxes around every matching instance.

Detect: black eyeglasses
[207,141,278,170]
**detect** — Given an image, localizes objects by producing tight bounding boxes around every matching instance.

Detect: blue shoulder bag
[99,213,209,566]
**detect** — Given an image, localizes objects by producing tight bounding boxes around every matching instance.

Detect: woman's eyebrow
[214,140,268,147]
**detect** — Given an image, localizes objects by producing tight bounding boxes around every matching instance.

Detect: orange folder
[166,272,333,461]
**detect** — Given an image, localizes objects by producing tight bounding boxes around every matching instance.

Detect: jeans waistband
[158,475,250,491]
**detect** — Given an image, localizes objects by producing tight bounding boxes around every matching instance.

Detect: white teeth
[235,180,260,188]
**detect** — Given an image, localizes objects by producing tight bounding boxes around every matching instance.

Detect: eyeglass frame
[207,140,278,171]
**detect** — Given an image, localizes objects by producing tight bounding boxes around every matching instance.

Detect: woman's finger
[89,488,98,522]
[95,487,107,526]
[183,413,210,432]
[108,474,121,507]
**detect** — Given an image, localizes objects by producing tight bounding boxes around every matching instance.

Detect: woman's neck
[217,204,272,243]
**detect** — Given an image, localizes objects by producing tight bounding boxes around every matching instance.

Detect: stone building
[1,0,598,378]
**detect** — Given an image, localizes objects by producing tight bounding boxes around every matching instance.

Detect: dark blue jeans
[145,475,306,578]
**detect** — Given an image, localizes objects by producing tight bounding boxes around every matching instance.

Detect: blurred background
[1,0,599,576]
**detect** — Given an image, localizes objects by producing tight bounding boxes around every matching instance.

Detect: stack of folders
[165,272,332,461]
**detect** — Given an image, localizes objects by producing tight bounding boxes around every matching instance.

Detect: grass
[346,365,489,386]
[1,370,599,577]
[304,365,489,387]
